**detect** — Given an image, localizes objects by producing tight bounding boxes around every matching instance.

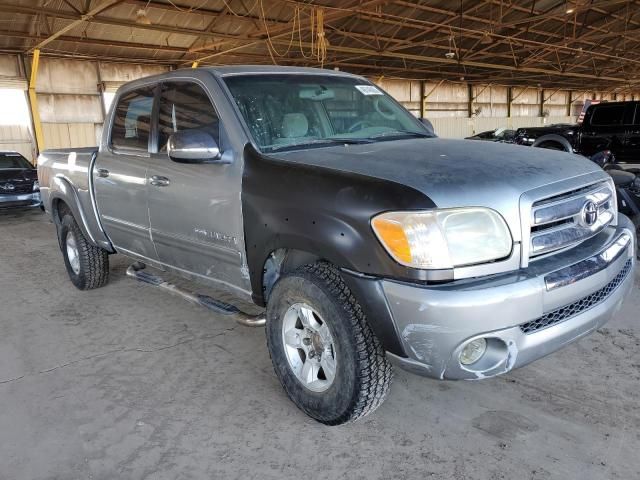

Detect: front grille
[520,258,632,334]
[0,183,33,195]
[529,181,615,258]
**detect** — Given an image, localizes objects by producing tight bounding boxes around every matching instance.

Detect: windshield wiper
[267,138,372,152]
[367,130,433,139]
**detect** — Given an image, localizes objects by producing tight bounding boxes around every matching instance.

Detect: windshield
[0,152,32,169]
[223,74,432,152]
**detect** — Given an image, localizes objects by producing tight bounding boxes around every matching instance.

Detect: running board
[126,263,266,327]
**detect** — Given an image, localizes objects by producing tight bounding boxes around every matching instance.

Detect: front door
[147,80,248,294]
[579,103,628,158]
[94,85,157,260]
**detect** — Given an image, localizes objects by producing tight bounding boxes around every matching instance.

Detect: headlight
[371,208,512,269]
[32,180,40,192]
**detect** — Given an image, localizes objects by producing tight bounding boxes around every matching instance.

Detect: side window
[111,87,155,151]
[590,104,625,126]
[157,82,220,152]
[622,104,636,125]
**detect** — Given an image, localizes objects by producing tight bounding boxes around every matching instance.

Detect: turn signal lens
[371,208,512,269]
[371,216,412,264]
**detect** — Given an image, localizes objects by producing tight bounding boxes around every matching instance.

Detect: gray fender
[531,134,573,152]
[50,175,113,252]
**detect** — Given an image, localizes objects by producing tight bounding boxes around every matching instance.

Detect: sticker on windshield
[355,85,383,95]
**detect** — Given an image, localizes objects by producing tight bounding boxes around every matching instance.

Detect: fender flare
[531,134,573,152]
[50,176,105,250]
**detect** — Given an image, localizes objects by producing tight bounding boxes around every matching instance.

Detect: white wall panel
[473,85,508,117]
[38,94,103,123]
[35,58,99,94]
[42,123,96,149]
[0,54,25,89]
[0,55,21,77]
[0,124,35,162]
[430,117,473,138]
[99,62,168,84]
[511,87,540,117]
[424,81,467,118]
[430,115,576,139]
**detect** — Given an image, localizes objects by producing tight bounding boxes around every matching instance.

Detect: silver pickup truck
[38,66,636,425]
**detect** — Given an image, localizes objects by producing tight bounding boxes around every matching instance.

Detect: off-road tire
[266,262,393,425]
[59,214,109,290]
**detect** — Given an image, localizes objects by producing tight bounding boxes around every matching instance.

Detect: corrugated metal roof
[0,0,639,91]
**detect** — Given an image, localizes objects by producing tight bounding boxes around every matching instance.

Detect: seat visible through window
[157,82,220,152]
[111,87,154,151]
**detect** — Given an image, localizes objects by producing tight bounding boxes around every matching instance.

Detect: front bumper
[0,192,42,209]
[381,216,636,380]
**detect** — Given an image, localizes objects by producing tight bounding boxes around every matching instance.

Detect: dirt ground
[1,209,639,480]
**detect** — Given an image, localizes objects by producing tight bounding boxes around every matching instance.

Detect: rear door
[621,103,640,167]
[93,85,158,260]
[579,103,626,158]
[147,80,247,292]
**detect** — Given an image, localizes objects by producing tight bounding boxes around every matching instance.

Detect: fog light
[459,338,487,365]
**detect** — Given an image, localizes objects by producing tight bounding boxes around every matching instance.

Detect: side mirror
[167,130,226,164]
[419,117,435,135]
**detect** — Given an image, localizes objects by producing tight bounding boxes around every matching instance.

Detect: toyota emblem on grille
[0,183,15,191]
[581,200,598,226]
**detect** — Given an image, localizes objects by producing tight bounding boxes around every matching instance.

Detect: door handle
[150,175,171,187]
[96,168,110,178]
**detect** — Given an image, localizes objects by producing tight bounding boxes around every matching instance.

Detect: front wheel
[266,262,393,425]
[59,214,110,290]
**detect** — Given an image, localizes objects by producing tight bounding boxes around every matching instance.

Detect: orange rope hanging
[314,8,328,67]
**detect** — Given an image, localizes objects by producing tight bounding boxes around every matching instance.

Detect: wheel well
[538,140,566,151]
[51,198,71,226]
[261,248,322,304]
[532,134,572,152]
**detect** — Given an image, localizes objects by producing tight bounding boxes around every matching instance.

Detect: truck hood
[272,138,606,242]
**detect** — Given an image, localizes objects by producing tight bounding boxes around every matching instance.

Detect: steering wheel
[348,120,373,133]
[374,97,396,121]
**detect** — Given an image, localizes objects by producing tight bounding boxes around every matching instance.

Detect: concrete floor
[1,209,639,480]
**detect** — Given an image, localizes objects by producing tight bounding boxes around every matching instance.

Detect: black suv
[515,101,640,171]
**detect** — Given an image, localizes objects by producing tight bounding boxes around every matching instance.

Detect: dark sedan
[0,151,42,209]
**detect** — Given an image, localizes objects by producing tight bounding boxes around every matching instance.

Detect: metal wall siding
[38,94,103,123]
[430,116,575,139]
[0,55,21,78]
[42,123,96,150]
[0,124,35,162]
[98,62,169,83]
[35,58,100,94]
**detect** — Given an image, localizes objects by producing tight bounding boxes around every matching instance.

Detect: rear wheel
[266,262,393,425]
[59,214,109,290]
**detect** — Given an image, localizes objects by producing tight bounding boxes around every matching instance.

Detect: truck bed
[37,146,113,251]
